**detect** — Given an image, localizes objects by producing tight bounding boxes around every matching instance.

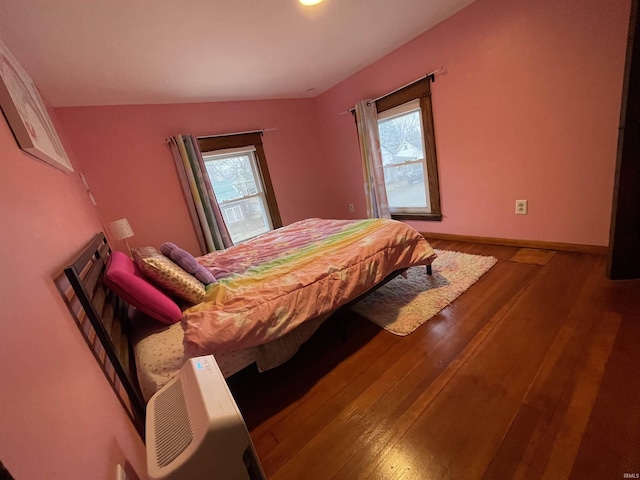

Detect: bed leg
[427,264,432,276]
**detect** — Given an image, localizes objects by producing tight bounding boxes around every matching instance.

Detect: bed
[56,217,436,437]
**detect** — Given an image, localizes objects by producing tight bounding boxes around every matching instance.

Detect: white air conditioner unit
[145,355,266,480]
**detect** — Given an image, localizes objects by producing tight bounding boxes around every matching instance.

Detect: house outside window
[376,77,442,220]
[224,204,244,224]
[199,132,281,244]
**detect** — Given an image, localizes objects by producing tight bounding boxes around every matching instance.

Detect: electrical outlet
[515,200,528,215]
[348,203,355,213]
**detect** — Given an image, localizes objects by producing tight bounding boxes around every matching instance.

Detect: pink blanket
[182,218,436,354]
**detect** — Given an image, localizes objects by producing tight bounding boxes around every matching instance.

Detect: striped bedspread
[182,218,436,355]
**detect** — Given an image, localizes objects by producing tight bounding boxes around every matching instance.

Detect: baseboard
[420,232,608,255]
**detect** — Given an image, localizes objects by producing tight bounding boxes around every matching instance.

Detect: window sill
[391,213,443,222]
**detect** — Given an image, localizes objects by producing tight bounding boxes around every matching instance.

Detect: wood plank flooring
[226,240,640,479]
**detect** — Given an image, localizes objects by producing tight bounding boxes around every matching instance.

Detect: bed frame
[55,232,433,439]
[55,233,146,438]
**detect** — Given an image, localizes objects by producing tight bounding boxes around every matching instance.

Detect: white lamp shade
[109,218,134,240]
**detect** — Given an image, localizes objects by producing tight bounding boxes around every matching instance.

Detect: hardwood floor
[226,240,640,479]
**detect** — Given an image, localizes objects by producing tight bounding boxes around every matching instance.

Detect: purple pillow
[160,242,216,285]
[104,251,182,325]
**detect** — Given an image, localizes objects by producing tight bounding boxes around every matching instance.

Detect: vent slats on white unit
[154,378,193,467]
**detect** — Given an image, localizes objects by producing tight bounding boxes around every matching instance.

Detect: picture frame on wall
[0,39,73,173]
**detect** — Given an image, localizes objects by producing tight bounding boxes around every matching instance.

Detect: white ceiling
[0,0,475,107]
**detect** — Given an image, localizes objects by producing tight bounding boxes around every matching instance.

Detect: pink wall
[56,99,333,255]
[314,0,631,246]
[0,114,147,478]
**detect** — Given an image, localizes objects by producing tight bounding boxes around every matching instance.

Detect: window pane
[378,107,431,213]
[383,164,430,210]
[205,154,254,198]
[222,196,271,244]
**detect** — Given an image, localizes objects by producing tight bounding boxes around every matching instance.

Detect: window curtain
[355,100,391,219]
[169,135,233,253]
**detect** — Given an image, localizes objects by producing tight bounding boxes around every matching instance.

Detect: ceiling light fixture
[299,0,323,5]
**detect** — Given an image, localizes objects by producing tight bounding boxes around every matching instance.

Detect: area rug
[351,249,498,335]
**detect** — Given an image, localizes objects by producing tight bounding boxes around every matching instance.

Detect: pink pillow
[104,251,182,325]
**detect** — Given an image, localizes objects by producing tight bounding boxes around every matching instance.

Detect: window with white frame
[199,132,281,244]
[378,99,430,212]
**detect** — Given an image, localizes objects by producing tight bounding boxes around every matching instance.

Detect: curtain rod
[165,128,277,143]
[199,128,277,139]
[339,66,448,116]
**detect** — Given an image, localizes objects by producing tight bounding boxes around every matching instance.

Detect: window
[376,78,441,220]
[199,132,281,244]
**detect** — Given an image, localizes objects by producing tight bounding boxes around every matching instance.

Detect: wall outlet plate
[516,200,528,215]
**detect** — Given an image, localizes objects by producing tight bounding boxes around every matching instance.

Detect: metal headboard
[55,233,146,438]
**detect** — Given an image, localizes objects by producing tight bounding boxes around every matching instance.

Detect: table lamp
[109,218,134,255]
